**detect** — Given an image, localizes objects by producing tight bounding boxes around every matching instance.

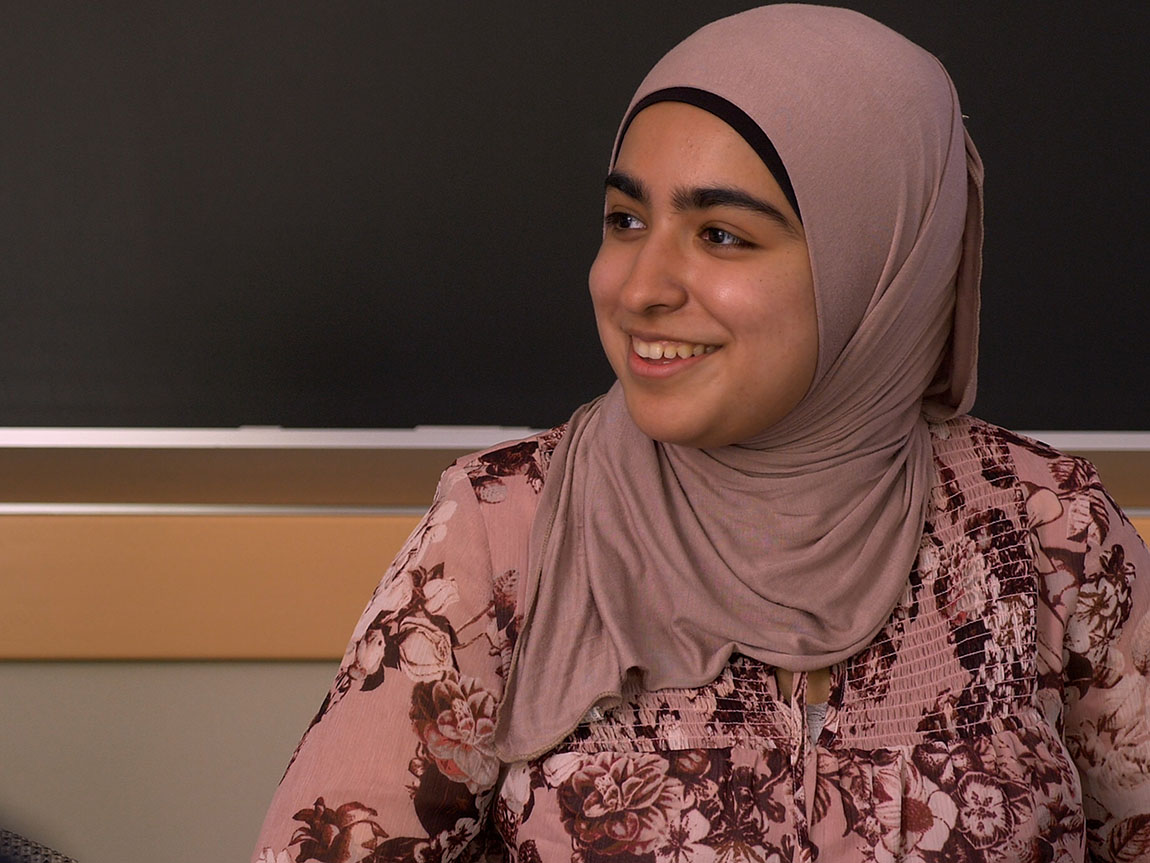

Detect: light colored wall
[0,661,336,863]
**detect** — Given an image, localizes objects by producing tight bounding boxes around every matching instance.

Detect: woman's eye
[701,227,752,247]
[604,212,645,232]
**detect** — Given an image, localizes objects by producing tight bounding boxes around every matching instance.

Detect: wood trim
[2,443,1147,508]
[1077,452,1150,509]
[3,514,420,659]
[0,448,468,507]
[4,514,1147,661]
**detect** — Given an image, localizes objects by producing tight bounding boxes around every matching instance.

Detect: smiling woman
[252,6,1150,863]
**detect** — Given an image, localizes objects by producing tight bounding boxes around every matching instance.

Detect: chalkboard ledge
[0,428,1147,512]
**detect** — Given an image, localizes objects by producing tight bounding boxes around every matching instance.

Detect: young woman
[254,6,1150,861]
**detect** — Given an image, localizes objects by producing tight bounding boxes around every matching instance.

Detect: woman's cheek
[587,247,619,310]
[588,251,627,370]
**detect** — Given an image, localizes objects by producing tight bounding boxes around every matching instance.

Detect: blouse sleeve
[1027,451,1150,862]
[251,463,505,863]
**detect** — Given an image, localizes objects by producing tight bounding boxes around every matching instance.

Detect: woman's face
[589,101,818,448]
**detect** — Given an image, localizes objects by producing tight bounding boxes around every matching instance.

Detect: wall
[0,661,335,863]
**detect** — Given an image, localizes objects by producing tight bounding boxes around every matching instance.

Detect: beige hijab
[495,4,984,761]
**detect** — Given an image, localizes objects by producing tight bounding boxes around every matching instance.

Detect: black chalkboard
[2,2,1146,429]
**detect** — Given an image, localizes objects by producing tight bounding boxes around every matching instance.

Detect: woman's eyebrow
[604,170,649,204]
[673,185,800,235]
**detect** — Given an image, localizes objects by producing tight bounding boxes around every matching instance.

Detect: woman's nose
[618,230,690,315]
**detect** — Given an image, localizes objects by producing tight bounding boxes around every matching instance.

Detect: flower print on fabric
[1069,544,1135,676]
[466,440,546,503]
[288,798,387,863]
[410,671,500,795]
[553,752,685,862]
[275,676,502,862]
[489,568,521,680]
[465,425,566,503]
[491,761,536,849]
[284,796,488,863]
[1069,611,1150,854]
[952,771,1030,851]
[342,562,462,693]
[657,808,711,863]
[699,763,789,861]
[387,494,460,585]
[253,418,1149,863]
[871,758,956,863]
[1105,814,1150,863]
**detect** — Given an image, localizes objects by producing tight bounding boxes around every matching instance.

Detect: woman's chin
[625,404,724,449]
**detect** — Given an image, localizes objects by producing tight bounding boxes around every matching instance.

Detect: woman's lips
[628,336,719,378]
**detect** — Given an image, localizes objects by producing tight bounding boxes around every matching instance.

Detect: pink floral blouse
[252,417,1150,863]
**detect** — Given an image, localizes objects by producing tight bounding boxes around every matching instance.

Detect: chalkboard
[2,2,1146,429]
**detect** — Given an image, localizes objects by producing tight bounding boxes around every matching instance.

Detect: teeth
[632,337,717,360]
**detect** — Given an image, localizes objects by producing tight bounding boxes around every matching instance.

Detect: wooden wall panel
[3,514,1147,660]
[2,514,421,659]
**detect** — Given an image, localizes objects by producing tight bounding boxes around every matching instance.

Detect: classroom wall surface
[0,661,336,863]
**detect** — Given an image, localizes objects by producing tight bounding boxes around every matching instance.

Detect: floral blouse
[252,417,1150,863]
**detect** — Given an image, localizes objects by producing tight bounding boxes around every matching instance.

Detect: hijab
[494,3,984,761]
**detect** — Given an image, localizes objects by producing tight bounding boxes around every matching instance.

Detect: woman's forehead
[613,102,794,211]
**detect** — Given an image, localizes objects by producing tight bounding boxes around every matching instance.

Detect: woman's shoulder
[925,415,1124,577]
[448,422,569,504]
[927,413,1098,492]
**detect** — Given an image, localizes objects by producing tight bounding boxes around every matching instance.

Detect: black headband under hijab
[613,86,802,221]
